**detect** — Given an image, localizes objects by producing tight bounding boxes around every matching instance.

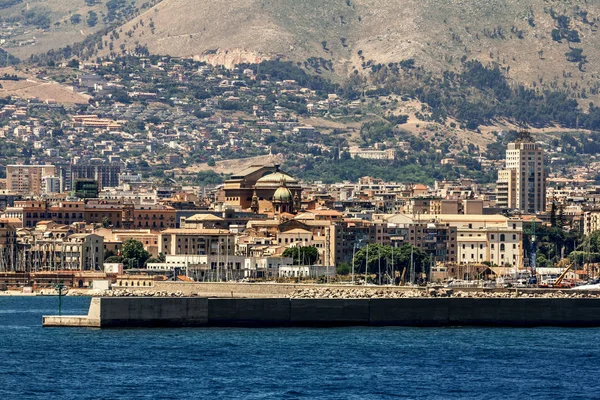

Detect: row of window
[462,243,516,250]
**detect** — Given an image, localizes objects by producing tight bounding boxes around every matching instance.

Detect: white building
[497,132,546,213]
[430,215,524,267]
[42,176,62,194]
[279,265,335,279]
[147,254,293,280]
[348,146,396,160]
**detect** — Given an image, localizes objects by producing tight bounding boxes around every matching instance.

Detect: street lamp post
[351,243,356,284]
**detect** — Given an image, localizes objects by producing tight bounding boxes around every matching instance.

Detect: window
[500,234,505,242]
[500,244,505,251]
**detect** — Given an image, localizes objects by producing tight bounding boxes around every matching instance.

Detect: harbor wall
[99,297,208,327]
[44,297,600,327]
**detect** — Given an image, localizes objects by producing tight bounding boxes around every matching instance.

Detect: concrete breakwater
[44,296,600,328]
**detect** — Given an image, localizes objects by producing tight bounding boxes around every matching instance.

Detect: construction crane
[552,262,575,288]
[539,259,575,288]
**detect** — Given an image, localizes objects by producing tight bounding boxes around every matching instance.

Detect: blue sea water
[1,296,600,399]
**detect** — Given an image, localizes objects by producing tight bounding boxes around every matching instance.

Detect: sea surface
[1,296,600,399]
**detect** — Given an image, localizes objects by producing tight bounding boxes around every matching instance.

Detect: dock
[43,297,600,328]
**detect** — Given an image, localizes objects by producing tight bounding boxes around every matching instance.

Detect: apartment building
[6,165,56,195]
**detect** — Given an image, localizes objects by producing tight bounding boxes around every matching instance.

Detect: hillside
[0,0,160,60]
[0,66,90,104]
[99,0,600,96]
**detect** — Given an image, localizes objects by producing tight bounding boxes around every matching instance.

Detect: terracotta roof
[281,228,312,235]
[160,228,232,235]
[312,209,342,216]
[186,213,224,222]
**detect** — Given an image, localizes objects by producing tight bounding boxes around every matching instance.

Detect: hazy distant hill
[98,0,600,94]
[1,0,158,59]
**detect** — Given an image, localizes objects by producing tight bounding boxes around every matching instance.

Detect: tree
[400,59,415,69]
[536,253,550,269]
[551,29,562,42]
[557,204,565,228]
[104,249,116,260]
[121,239,151,269]
[104,256,124,264]
[523,222,581,266]
[67,59,80,69]
[145,252,166,266]
[195,170,223,186]
[87,11,98,27]
[283,246,319,265]
[565,48,585,63]
[550,202,557,227]
[352,243,430,283]
[70,14,82,25]
[101,216,111,228]
[336,262,351,275]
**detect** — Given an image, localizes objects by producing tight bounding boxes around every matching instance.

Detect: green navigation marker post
[56,283,65,316]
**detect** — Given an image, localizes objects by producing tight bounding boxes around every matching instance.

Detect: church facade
[223,164,302,215]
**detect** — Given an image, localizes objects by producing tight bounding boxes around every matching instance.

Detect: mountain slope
[101,0,600,93]
[1,0,159,60]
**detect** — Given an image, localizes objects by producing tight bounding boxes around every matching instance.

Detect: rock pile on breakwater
[289,287,600,299]
[86,287,600,299]
[95,289,187,297]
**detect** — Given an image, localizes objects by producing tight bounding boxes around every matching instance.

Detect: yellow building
[159,228,234,256]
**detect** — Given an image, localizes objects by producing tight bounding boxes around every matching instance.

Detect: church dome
[273,186,293,202]
[255,172,298,188]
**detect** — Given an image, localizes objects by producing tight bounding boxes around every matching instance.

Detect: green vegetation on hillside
[0,49,19,67]
[236,59,600,132]
[193,171,225,187]
[240,60,339,95]
[368,58,600,130]
[0,0,21,10]
[286,156,494,186]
